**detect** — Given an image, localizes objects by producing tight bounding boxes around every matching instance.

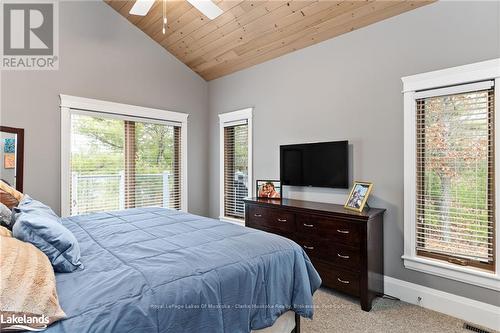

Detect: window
[219,109,253,222]
[60,95,187,216]
[416,84,494,271]
[403,58,500,290]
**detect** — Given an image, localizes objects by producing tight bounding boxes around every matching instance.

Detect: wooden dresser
[243,197,385,311]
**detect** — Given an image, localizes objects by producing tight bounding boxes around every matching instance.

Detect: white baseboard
[384,276,500,332]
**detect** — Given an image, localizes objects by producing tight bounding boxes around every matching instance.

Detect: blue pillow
[12,196,83,273]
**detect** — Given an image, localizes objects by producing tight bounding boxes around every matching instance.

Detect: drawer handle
[337,278,350,284]
[337,253,350,259]
[303,245,314,250]
[303,223,314,228]
[336,229,350,234]
[254,213,262,217]
[277,218,287,222]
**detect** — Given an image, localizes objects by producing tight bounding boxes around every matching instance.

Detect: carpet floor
[301,288,491,333]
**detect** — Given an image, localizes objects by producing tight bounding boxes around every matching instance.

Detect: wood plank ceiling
[106,0,434,80]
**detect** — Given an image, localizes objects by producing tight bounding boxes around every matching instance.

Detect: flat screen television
[280,140,348,189]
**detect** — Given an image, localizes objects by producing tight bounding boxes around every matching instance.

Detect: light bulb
[161,0,167,35]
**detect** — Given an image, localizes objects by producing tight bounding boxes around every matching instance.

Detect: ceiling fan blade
[129,0,155,16]
[186,0,223,20]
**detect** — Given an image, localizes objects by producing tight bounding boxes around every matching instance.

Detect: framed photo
[344,181,373,212]
[3,138,15,153]
[4,154,15,169]
[256,180,281,199]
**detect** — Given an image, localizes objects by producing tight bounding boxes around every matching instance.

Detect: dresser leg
[360,293,373,312]
[361,302,372,312]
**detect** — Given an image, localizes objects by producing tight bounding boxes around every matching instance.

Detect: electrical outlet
[417,296,422,304]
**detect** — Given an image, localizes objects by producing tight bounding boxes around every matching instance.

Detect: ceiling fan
[129,0,223,20]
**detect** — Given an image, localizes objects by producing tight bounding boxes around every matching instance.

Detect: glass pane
[133,122,180,210]
[417,89,493,262]
[70,113,124,215]
[224,124,248,219]
[70,113,181,215]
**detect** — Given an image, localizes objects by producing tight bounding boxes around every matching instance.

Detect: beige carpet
[302,288,491,333]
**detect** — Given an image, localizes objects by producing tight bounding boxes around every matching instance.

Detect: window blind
[70,112,182,215]
[224,123,249,219]
[415,83,495,271]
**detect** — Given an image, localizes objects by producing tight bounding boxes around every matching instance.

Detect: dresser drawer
[247,205,295,233]
[331,244,360,271]
[298,236,360,271]
[313,259,360,297]
[297,237,329,261]
[297,214,361,246]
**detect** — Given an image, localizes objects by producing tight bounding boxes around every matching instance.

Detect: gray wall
[0,1,209,216]
[208,1,500,306]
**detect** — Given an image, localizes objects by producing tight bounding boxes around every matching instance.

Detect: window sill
[402,255,500,291]
[219,216,245,225]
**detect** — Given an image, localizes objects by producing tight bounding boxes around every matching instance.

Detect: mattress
[46,207,321,333]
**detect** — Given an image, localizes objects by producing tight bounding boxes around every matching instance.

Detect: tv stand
[243,197,385,311]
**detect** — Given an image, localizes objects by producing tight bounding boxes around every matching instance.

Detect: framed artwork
[344,181,373,212]
[4,138,15,153]
[256,180,281,199]
[4,154,15,169]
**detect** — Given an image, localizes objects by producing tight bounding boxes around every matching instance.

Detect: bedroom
[0,0,499,332]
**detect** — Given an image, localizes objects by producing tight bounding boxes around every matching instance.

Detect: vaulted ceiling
[106,0,434,81]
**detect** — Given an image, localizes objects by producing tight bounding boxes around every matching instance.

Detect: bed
[45,207,321,333]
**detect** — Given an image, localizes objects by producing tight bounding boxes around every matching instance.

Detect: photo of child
[256,180,281,199]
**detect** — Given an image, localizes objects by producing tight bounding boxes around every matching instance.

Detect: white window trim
[59,94,189,217]
[218,108,253,224]
[402,58,500,291]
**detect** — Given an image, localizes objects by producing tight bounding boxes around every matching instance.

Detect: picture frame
[4,138,15,153]
[344,181,373,212]
[4,154,15,169]
[256,180,281,199]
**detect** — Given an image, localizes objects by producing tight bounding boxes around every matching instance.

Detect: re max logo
[3,3,53,56]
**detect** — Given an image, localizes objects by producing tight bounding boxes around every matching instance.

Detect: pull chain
[162,0,167,34]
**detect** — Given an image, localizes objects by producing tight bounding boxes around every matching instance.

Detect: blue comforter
[46,208,321,333]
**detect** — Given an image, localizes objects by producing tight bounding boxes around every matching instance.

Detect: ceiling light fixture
[162,0,167,34]
[129,0,222,35]
[129,0,155,16]
[186,0,223,20]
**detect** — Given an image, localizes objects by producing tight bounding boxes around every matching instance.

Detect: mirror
[0,126,24,192]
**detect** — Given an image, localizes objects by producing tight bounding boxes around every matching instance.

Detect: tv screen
[280,141,348,188]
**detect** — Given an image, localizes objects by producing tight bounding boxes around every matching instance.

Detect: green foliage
[71,115,177,175]
[70,114,179,214]
[135,122,176,174]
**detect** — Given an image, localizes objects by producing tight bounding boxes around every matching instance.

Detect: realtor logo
[1,1,59,70]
